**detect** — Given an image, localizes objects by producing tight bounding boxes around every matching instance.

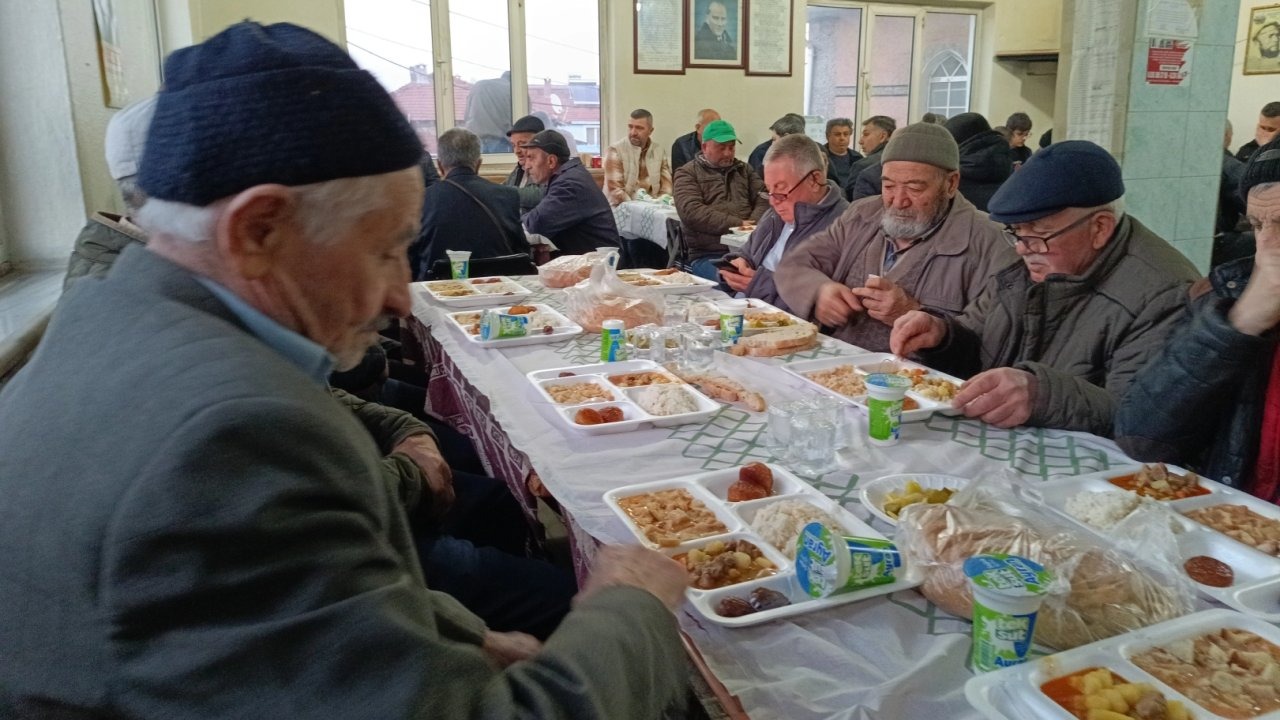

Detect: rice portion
[1064,490,1143,530]
[750,500,842,558]
[635,384,699,416]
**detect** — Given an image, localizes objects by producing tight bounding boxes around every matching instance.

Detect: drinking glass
[680,326,720,372]
[765,402,795,463]
[790,400,837,475]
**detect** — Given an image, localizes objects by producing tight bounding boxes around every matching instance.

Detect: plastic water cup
[964,554,1052,673]
[680,326,720,372]
[811,395,850,450]
[865,373,912,446]
[790,403,837,475]
[446,250,471,279]
[766,403,795,462]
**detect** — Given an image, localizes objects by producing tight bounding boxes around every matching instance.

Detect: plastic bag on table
[563,252,663,331]
[537,249,611,289]
[894,471,1196,651]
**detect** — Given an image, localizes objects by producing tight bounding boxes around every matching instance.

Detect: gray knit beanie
[881,122,960,172]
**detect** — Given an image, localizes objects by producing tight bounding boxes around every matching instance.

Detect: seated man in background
[673,119,766,280]
[1235,101,1280,162]
[1006,111,1034,167]
[1115,139,1280,493]
[776,122,1011,351]
[671,107,719,171]
[503,114,545,212]
[522,129,620,255]
[944,112,1013,212]
[749,112,806,179]
[846,115,898,201]
[822,117,863,192]
[721,134,847,312]
[891,140,1201,437]
[412,128,529,280]
[0,21,688,719]
[604,107,672,206]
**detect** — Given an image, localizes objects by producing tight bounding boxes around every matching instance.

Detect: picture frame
[634,0,686,75]
[1244,3,1280,75]
[745,0,794,76]
[687,0,745,69]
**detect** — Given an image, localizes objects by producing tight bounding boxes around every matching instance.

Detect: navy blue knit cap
[987,140,1124,224]
[139,21,424,205]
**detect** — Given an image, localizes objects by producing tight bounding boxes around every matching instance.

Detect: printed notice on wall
[635,0,685,74]
[1145,37,1193,85]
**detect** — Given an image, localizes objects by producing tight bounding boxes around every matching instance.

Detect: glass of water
[680,326,720,372]
[790,400,837,475]
[766,402,795,463]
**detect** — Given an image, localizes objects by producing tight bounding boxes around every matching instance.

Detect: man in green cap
[673,118,766,279]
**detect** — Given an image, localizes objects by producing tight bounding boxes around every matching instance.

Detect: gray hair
[117,176,148,217]
[630,108,654,125]
[437,128,481,171]
[1094,197,1126,222]
[136,170,407,245]
[825,118,853,135]
[763,134,824,177]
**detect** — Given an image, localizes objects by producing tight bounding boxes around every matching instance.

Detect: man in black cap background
[891,140,1200,438]
[521,128,620,255]
[0,21,688,720]
[748,112,806,179]
[503,113,545,212]
[1116,137,1280,495]
[776,122,1011,351]
[943,112,1013,212]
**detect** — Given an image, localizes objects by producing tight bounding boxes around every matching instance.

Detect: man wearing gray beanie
[775,121,1015,351]
[1117,137,1280,493]
[0,20,687,720]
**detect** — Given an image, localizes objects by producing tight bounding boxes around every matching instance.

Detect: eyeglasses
[1002,211,1100,253]
[759,171,820,203]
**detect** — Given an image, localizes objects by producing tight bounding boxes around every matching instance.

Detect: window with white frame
[925,52,970,120]
[343,0,601,157]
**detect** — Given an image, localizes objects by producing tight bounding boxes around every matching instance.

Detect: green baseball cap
[701,119,738,144]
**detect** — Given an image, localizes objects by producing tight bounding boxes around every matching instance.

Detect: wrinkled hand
[719,257,756,293]
[850,274,921,325]
[1231,228,1280,336]
[576,545,689,611]
[481,630,542,667]
[952,368,1037,428]
[392,434,454,515]
[889,311,947,356]
[813,282,864,327]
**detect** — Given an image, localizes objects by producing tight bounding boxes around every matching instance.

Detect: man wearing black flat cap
[0,21,686,720]
[891,140,1200,437]
[521,129,620,254]
[503,113,546,212]
[1117,138,1280,495]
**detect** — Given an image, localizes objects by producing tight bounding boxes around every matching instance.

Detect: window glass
[452,0,514,153]
[805,6,862,124]
[525,0,600,156]
[922,12,975,120]
[345,0,438,151]
[867,14,913,128]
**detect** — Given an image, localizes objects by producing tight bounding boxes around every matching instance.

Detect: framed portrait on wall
[1245,3,1280,75]
[687,0,745,68]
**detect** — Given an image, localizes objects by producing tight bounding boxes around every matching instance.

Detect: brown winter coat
[673,154,766,260]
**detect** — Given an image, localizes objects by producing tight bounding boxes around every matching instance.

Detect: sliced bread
[727,323,818,357]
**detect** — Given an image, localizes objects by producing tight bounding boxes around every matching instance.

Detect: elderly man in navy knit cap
[1117,138,1280,494]
[0,21,687,720]
[892,140,1200,437]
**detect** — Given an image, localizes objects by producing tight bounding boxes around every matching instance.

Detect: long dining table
[404,275,1144,720]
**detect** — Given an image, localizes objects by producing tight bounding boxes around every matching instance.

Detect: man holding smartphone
[720,134,847,312]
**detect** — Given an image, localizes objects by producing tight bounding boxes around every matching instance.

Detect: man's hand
[576,545,689,611]
[719,257,756,293]
[814,281,864,327]
[1230,229,1280,336]
[850,275,921,325]
[481,630,542,667]
[392,434,454,514]
[890,311,947,356]
[952,368,1037,428]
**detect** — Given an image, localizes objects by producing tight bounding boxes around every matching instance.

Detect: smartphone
[713,258,752,272]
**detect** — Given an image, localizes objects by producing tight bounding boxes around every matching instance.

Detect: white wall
[1229,3,1279,153]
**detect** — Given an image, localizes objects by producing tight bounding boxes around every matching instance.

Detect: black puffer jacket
[955,130,1013,212]
[1115,257,1274,488]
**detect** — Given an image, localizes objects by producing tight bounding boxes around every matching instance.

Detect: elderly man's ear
[1089,212,1119,250]
[217,185,301,279]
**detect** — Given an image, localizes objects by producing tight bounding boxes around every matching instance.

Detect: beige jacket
[775,194,1015,351]
[604,138,672,206]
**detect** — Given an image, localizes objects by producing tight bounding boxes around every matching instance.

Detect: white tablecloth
[411,277,1139,720]
[614,199,679,248]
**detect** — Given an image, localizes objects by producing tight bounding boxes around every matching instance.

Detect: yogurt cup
[717,299,748,345]
[963,554,1052,673]
[865,373,912,445]
[446,250,471,279]
[794,522,901,598]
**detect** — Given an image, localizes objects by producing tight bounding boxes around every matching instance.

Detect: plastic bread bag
[563,253,664,331]
[894,472,1196,651]
[537,250,611,289]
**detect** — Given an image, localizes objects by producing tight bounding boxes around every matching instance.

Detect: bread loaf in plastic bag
[563,253,663,331]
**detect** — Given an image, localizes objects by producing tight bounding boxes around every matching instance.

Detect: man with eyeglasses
[720,134,848,311]
[891,140,1200,437]
[775,122,1012,351]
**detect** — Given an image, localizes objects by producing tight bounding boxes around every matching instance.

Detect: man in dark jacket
[748,112,805,179]
[1116,139,1280,492]
[722,134,848,311]
[845,115,896,200]
[822,117,862,190]
[412,128,529,280]
[671,107,719,171]
[891,141,1200,437]
[1006,112,1034,167]
[945,112,1013,212]
[521,129,619,254]
[503,114,544,212]
[1235,101,1280,162]
[673,119,766,279]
